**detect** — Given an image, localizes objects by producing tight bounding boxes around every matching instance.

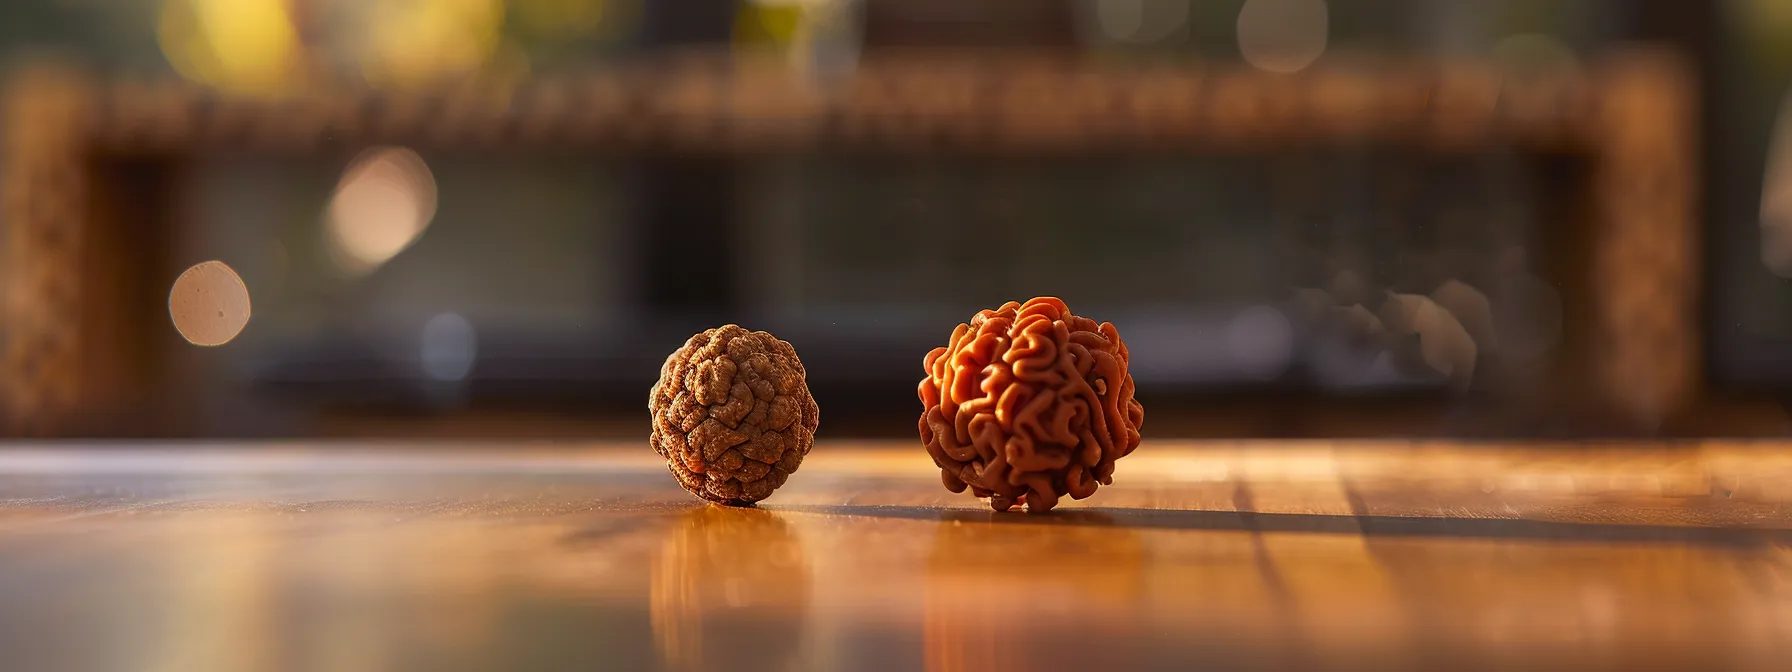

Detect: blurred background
[0,0,1777,440]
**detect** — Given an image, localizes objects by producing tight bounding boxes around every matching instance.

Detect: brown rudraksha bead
[651,325,820,505]
[918,297,1144,513]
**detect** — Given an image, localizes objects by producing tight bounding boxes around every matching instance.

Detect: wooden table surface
[1,440,1790,671]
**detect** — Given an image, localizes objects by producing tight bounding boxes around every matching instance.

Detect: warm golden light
[325,147,438,276]
[156,0,304,94]
[1737,0,1792,40]
[1236,0,1328,74]
[360,0,506,88]
[924,517,1145,672]
[735,1,809,47]
[169,260,252,347]
[650,507,809,672]
[734,0,860,74]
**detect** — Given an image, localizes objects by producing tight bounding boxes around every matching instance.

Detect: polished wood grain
[0,440,1789,671]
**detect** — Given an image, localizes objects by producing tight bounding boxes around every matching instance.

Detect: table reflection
[651,506,811,672]
[923,512,1145,672]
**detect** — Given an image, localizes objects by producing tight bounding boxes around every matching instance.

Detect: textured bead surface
[918,297,1144,513]
[651,326,819,505]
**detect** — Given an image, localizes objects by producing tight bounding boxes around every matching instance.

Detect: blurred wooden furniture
[0,440,1786,670]
[0,50,1696,436]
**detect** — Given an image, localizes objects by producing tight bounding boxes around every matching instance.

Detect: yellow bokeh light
[157,0,304,95]
[514,0,606,38]
[361,0,506,89]
[736,0,843,50]
[1740,0,1792,33]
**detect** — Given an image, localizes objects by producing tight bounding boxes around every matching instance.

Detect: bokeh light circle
[169,260,252,347]
[421,313,478,382]
[325,146,438,276]
[1237,0,1329,74]
[1228,305,1295,380]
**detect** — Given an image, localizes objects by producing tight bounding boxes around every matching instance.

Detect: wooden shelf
[0,49,1700,436]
